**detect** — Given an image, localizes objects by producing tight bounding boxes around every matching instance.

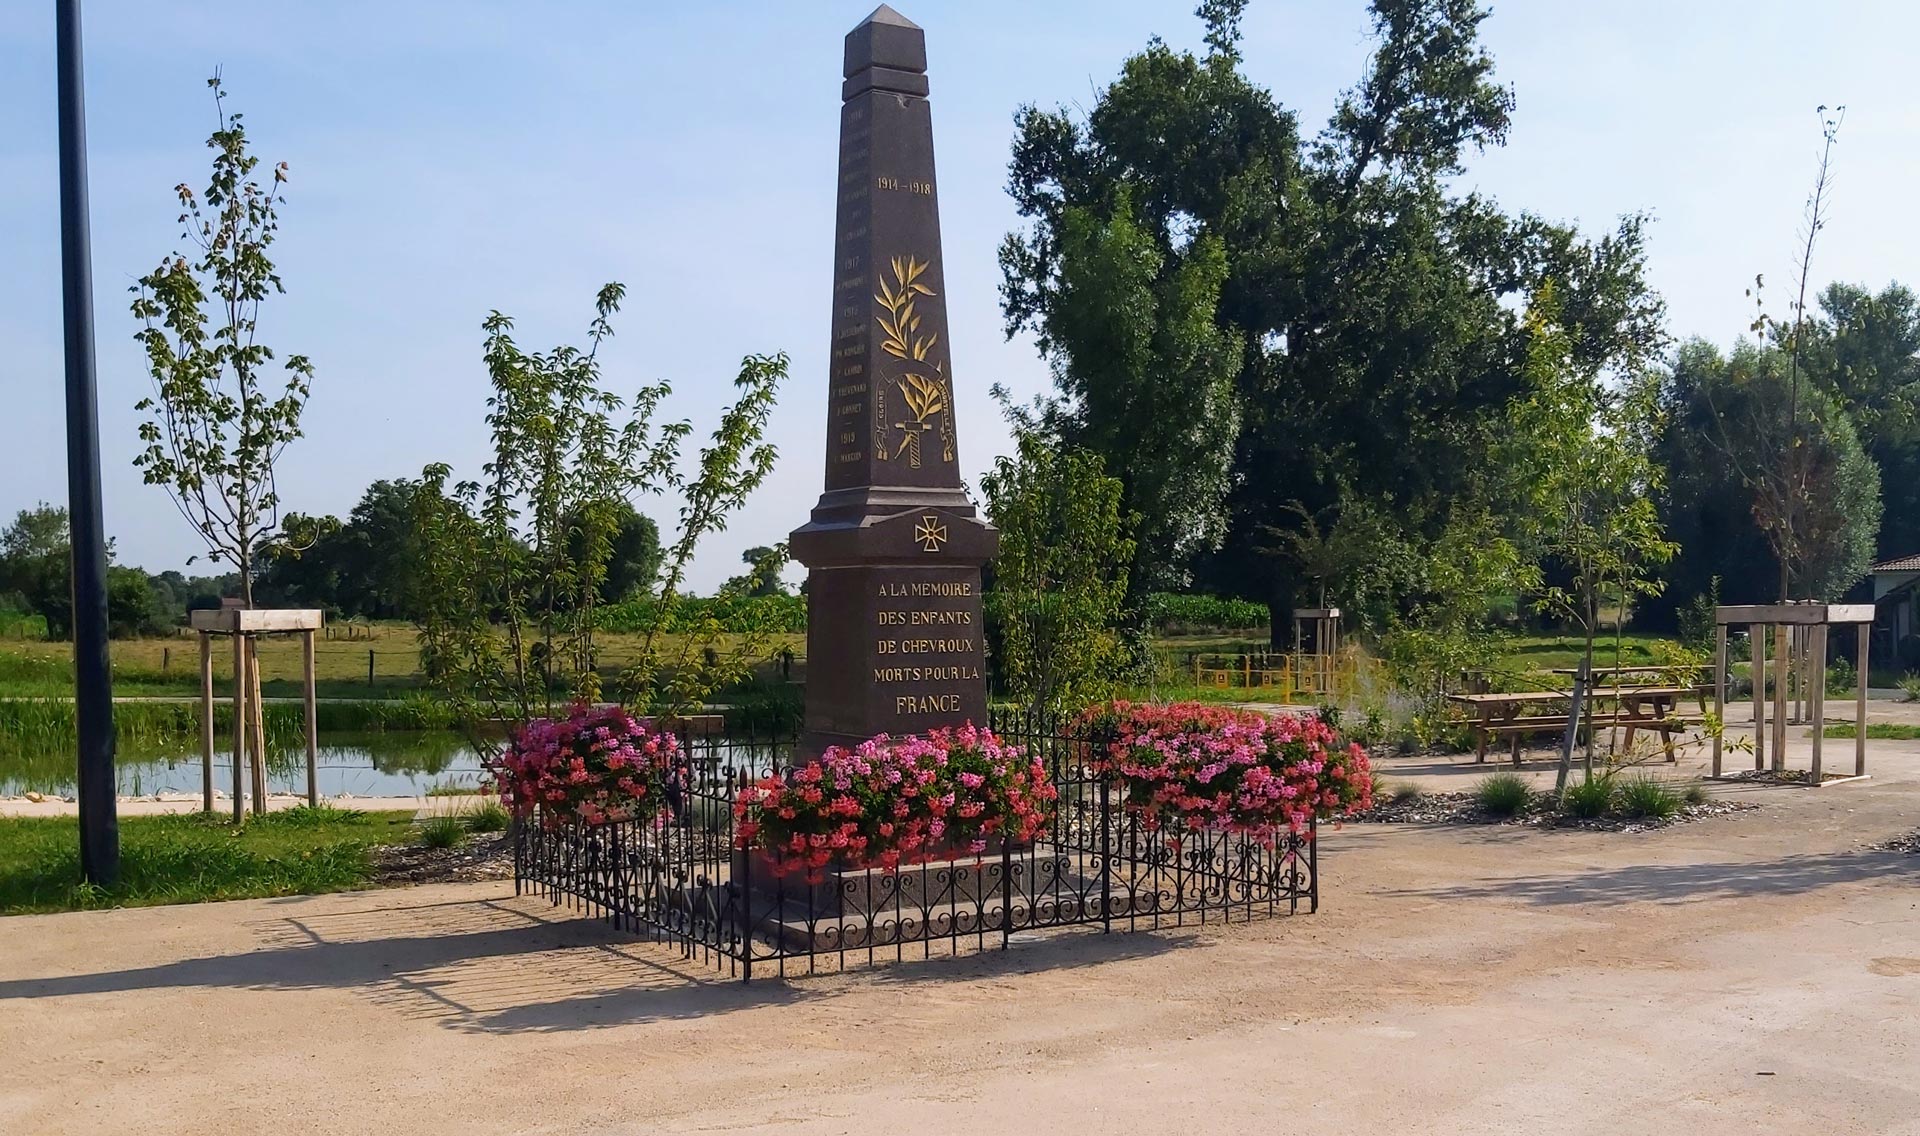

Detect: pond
[0,731,488,799]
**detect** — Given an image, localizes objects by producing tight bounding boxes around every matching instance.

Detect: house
[1870,554,1920,668]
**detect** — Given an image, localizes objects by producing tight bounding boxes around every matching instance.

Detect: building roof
[1871,553,1920,573]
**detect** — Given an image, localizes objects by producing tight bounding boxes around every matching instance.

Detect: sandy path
[3,766,1919,1136]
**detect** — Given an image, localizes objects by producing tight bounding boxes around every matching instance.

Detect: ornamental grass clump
[1473,772,1533,819]
[1616,774,1682,820]
[491,704,683,829]
[1077,702,1374,845]
[734,724,1056,880]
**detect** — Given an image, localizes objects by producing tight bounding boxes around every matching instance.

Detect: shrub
[1681,782,1709,806]
[1616,775,1682,820]
[418,815,466,849]
[1077,701,1374,842]
[1901,673,1920,704]
[1826,655,1857,697]
[465,801,510,834]
[1473,773,1532,818]
[1143,593,1267,633]
[1387,781,1422,804]
[1560,775,1615,819]
[734,725,1055,879]
[491,704,682,829]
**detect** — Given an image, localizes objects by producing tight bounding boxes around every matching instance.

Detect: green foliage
[412,283,785,741]
[1675,576,1722,652]
[1902,673,1920,703]
[1560,774,1616,818]
[0,809,413,914]
[1379,509,1533,714]
[0,505,177,639]
[1143,593,1267,633]
[1387,781,1422,804]
[722,544,791,598]
[465,801,511,834]
[1657,338,1881,604]
[597,593,806,634]
[1681,782,1710,806]
[1826,655,1857,697]
[981,431,1136,711]
[1000,180,1241,593]
[1472,772,1532,819]
[1804,282,1920,562]
[1615,774,1682,820]
[417,815,467,849]
[129,76,312,603]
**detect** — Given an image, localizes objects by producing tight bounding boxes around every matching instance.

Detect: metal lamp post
[56,0,119,884]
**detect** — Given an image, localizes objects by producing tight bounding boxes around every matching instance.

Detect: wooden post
[1856,622,1871,777]
[1749,624,1766,771]
[302,630,319,808]
[1771,623,1789,772]
[248,636,268,814]
[198,633,214,813]
[1711,622,1727,778]
[1808,623,1827,782]
[230,632,246,822]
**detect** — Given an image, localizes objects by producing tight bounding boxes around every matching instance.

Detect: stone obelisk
[790,5,997,753]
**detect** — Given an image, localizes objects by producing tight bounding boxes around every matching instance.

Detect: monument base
[732,845,1077,952]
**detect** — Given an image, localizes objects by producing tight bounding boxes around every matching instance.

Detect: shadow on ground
[1390,847,1920,906]
[0,892,1198,1034]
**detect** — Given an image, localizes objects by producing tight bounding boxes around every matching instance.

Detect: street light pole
[56,0,119,885]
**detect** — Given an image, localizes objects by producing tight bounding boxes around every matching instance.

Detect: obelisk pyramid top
[844,4,927,95]
[862,4,920,29]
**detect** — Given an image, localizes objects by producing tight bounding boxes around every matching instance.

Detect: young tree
[413,284,785,736]
[1507,298,1676,785]
[981,431,1136,712]
[129,76,312,605]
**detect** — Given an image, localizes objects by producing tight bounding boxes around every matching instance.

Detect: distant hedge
[598,594,807,635]
[1145,593,1267,633]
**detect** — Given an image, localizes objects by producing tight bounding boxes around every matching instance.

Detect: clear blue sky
[3,1,1915,591]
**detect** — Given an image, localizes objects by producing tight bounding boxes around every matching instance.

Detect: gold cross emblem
[914,515,948,553]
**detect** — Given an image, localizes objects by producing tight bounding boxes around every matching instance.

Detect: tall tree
[1001,0,1662,633]
[1656,339,1881,604]
[129,75,312,606]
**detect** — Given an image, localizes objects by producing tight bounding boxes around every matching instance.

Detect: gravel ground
[1352,790,1756,831]
[369,833,514,885]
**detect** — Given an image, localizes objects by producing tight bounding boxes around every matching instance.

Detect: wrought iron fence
[514,708,1318,981]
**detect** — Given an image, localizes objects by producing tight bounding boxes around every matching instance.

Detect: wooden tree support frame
[1291,608,1342,701]
[1710,603,1873,785]
[189,608,325,818]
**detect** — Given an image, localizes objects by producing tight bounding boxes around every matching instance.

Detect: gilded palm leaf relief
[873,255,956,468]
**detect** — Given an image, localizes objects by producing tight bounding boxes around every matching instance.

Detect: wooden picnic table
[1447,685,1707,765]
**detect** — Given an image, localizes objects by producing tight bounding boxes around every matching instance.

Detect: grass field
[0,623,806,700]
[0,806,418,914]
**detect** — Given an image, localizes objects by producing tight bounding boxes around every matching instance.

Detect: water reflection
[0,732,487,798]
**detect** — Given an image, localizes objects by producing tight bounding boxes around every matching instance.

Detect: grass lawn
[1822,722,1920,741]
[0,806,418,915]
[1491,632,1689,677]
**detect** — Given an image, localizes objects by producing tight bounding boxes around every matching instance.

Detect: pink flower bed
[733,724,1058,880]
[1077,701,1373,843]
[491,704,682,829]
